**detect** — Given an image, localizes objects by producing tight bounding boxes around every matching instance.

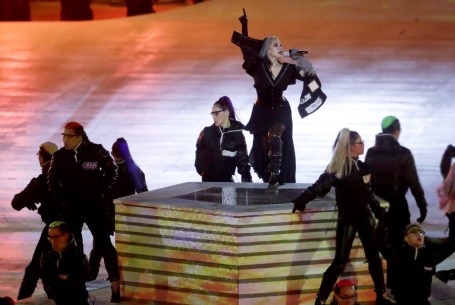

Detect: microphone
[283,50,308,57]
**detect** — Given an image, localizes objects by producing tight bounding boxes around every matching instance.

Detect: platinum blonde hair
[259,36,279,65]
[326,128,360,179]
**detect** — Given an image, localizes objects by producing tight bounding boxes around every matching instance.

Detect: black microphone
[283,50,308,57]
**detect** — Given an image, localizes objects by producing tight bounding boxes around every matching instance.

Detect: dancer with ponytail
[195,96,252,183]
[292,128,391,305]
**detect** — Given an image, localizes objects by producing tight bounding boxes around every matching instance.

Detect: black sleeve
[11,176,43,211]
[404,151,427,212]
[231,31,262,71]
[68,253,90,288]
[235,132,251,177]
[441,145,455,178]
[306,172,336,199]
[195,129,206,176]
[292,172,334,212]
[98,145,118,195]
[137,169,148,193]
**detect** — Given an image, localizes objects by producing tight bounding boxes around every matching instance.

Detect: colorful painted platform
[115,182,379,305]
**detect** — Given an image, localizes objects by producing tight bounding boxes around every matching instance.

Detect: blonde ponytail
[326,128,358,178]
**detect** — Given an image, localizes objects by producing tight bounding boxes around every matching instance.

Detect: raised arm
[231,9,263,66]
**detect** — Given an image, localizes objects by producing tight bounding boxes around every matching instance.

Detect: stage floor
[1,0,455,304]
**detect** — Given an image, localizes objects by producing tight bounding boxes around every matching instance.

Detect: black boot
[267,134,282,190]
[17,264,39,300]
[110,278,121,303]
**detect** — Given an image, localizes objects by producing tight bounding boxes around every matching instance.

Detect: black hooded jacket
[376,213,455,304]
[365,133,427,215]
[40,235,89,304]
[195,120,251,182]
[48,139,117,214]
[12,162,59,224]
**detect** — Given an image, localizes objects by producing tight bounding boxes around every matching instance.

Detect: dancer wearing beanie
[365,115,428,300]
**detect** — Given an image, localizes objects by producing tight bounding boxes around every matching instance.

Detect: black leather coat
[297,159,383,221]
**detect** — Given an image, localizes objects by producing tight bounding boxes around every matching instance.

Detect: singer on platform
[231,9,319,189]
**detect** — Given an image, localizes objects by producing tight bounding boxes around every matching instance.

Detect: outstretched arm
[292,172,334,212]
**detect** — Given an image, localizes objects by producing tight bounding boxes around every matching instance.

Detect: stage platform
[114,182,380,304]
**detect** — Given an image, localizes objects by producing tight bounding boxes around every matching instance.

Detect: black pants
[18,224,51,299]
[317,213,385,301]
[384,206,411,293]
[66,204,120,281]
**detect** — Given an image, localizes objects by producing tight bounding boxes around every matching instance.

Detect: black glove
[239,8,248,36]
[241,173,252,183]
[417,207,427,223]
[238,8,248,25]
[26,202,38,211]
[292,190,312,213]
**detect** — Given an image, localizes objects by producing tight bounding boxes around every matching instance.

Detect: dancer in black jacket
[12,142,59,300]
[48,122,121,302]
[292,128,391,305]
[195,96,252,182]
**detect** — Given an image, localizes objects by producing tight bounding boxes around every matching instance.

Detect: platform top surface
[114,182,336,215]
